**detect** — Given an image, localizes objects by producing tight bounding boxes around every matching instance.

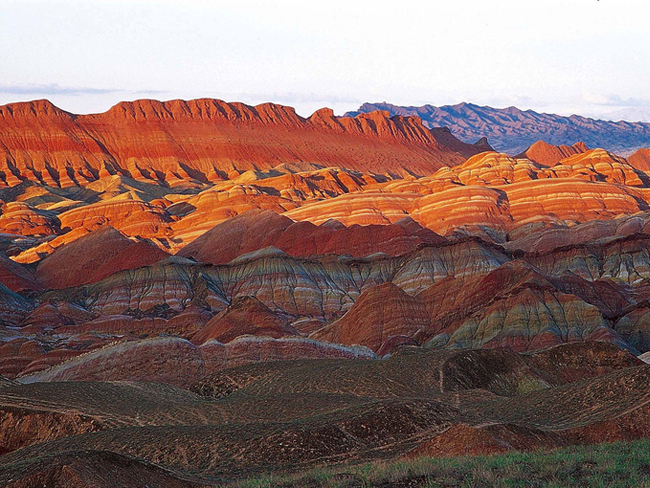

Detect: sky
[1,0,649,120]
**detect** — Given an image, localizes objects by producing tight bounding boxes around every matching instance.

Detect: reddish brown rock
[0,253,40,292]
[407,423,563,458]
[627,147,650,171]
[19,336,376,386]
[191,296,298,345]
[517,140,589,166]
[0,202,60,236]
[0,99,483,188]
[36,226,167,289]
[310,282,432,353]
[0,407,104,455]
[178,209,445,264]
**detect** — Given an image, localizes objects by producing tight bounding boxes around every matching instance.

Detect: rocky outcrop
[0,253,40,292]
[310,260,639,353]
[516,140,589,166]
[0,407,104,455]
[286,150,650,237]
[36,226,168,289]
[0,99,484,188]
[0,283,33,326]
[627,147,650,171]
[178,209,446,264]
[191,296,297,344]
[310,283,432,354]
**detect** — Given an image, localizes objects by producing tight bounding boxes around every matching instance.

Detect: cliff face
[0,99,485,187]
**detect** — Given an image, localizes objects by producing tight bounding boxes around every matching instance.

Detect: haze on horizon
[1,0,649,121]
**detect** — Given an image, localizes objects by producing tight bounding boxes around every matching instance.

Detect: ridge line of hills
[0,98,488,188]
[347,101,650,155]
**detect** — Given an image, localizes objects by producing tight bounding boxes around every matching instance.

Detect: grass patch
[232,438,650,487]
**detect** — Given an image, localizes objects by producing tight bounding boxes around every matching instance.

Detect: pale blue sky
[1,0,649,120]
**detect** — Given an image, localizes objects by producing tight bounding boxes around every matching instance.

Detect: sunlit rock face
[0,99,482,188]
[3,98,650,381]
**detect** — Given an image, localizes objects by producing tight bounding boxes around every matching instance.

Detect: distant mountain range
[347,102,650,155]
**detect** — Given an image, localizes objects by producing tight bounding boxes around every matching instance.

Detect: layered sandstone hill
[516,140,590,166]
[178,209,446,264]
[628,148,650,171]
[311,260,639,354]
[286,148,650,238]
[190,296,298,345]
[2,102,650,483]
[3,105,650,370]
[4,228,650,378]
[19,336,375,386]
[36,226,169,289]
[0,99,486,188]
[3,138,650,265]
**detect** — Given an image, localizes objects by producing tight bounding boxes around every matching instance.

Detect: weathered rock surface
[517,140,589,166]
[627,147,650,171]
[0,99,483,188]
[36,226,168,289]
[191,296,297,344]
[178,209,445,264]
[2,345,647,482]
[311,283,432,354]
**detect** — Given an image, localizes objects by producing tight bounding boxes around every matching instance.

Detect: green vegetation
[233,438,650,487]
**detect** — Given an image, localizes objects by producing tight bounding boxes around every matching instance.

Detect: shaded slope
[349,102,650,154]
[0,346,647,481]
[310,282,432,354]
[628,148,650,171]
[516,140,589,166]
[178,209,446,264]
[191,296,298,345]
[36,226,168,289]
[0,450,197,488]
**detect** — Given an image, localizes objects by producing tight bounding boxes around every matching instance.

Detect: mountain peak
[352,102,650,155]
[0,99,72,119]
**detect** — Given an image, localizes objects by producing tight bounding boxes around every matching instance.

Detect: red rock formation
[628,147,650,171]
[517,140,589,166]
[36,226,167,289]
[191,296,298,345]
[178,209,445,264]
[89,239,169,284]
[0,253,40,292]
[310,282,432,353]
[20,336,376,386]
[0,202,60,236]
[57,199,172,237]
[0,407,104,456]
[0,99,484,188]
